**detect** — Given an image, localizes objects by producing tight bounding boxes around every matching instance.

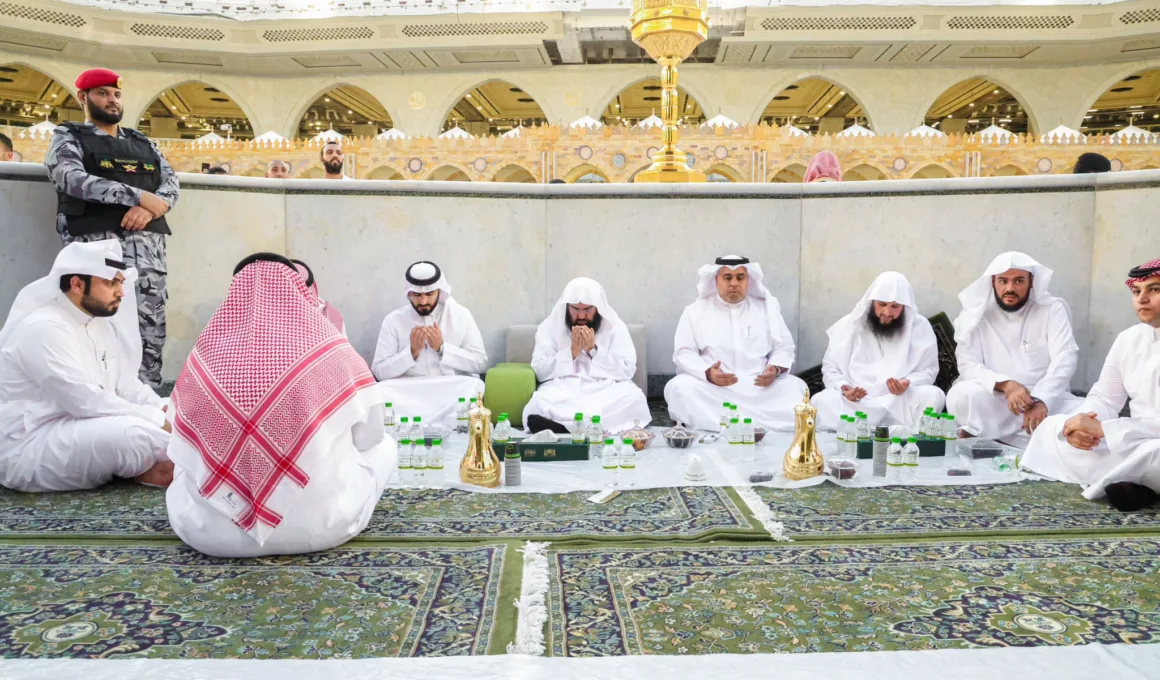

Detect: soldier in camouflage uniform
[44,68,179,387]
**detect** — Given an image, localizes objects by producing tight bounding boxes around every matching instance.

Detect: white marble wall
[3,166,1157,392]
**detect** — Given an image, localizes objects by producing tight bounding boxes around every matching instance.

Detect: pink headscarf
[803,151,842,183]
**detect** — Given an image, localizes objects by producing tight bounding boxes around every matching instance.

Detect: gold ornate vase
[630,0,709,183]
[459,392,501,488]
[783,390,825,481]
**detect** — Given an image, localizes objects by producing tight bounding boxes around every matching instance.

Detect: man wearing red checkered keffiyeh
[1022,258,1160,513]
[165,253,396,557]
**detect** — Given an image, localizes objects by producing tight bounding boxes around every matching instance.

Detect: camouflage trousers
[61,230,167,387]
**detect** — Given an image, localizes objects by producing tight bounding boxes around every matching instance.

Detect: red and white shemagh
[1126,258,1160,288]
[803,150,842,183]
[171,260,376,537]
[293,262,345,332]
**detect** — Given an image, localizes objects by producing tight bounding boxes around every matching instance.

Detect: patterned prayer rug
[756,481,1160,539]
[0,484,758,541]
[0,543,505,658]
[546,538,1160,656]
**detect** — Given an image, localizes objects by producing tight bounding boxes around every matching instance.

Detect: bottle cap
[604,437,615,445]
[622,438,633,445]
[414,416,422,422]
[730,417,739,423]
[892,437,902,443]
[497,414,507,421]
[592,415,601,422]
[470,398,477,403]
[574,413,583,420]
[385,402,392,407]
[744,418,752,423]
[907,437,918,443]
[433,438,443,445]
[722,402,730,408]
[731,404,738,410]
[458,397,466,403]
[946,414,956,421]
[401,417,409,422]
[400,439,412,444]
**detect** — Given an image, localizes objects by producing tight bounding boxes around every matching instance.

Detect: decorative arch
[435,76,555,135]
[427,164,472,182]
[908,163,957,180]
[749,74,877,132]
[845,164,888,182]
[591,74,712,128]
[993,164,1029,177]
[1078,65,1160,132]
[706,163,743,182]
[492,164,536,183]
[367,165,405,180]
[0,62,82,127]
[134,79,261,138]
[563,163,609,183]
[918,75,1039,137]
[770,163,807,183]
[287,81,394,140]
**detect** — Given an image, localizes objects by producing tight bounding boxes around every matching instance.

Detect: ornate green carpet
[756,481,1160,539]
[546,537,1160,657]
[0,484,761,542]
[0,543,507,658]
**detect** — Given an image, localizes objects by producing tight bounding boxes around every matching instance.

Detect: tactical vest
[56,122,171,236]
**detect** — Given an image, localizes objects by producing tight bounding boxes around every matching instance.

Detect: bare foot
[957,428,975,439]
[133,460,174,488]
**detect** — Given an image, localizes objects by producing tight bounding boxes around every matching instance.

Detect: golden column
[630,0,710,183]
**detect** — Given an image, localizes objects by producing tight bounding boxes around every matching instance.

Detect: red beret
[75,68,122,91]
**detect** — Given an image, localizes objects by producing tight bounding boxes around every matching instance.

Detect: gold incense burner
[783,390,825,481]
[630,0,709,183]
[459,392,501,488]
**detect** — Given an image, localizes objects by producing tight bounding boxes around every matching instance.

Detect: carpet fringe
[736,486,792,542]
[507,540,550,656]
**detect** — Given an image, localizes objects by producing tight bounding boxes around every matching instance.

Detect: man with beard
[666,256,806,431]
[45,68,179,388]
[320,141,349,180]
[813,272,944,431]
[372,262,487,429]
[0,240,172,492]
[524,277,649,433]
[0,132,15,162]
[1020,258,1160,512]
[946,252,1082,446]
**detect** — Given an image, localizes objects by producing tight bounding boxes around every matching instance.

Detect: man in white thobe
[167,253,395,557]
[0,240,171,492]
[524,277,650,434]
[372,261,487,429]
[665,256,807,431]
[1020,259,1160,512]
[946,252,1083,447]
[813,272,945,431]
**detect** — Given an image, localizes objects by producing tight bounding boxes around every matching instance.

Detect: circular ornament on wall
[892,157,907,172]
[1036,158,1052,173]
[646,146,659,160]
[612,153,627,169]
[408,91,426,110]
[686,153,696,168]
[1110,158,1124,172]
[408,158,424,173]
[578,146,593,161]
[713,145,728,160]
[472,158,488,172]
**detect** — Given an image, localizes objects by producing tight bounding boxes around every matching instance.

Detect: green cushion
[483,362,537,428]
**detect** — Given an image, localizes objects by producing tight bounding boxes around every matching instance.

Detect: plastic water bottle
[383,402,396,436]
[903,437,920,481]
[412,438,428,488]
[856,412,871,455]
[398,416,410,444]
[919,408,932,437]
[720,402,732,432]
[455,397,469,434]
[943,414,958,457]
[572,413,586,444]
[588,415,604,460]
[886,437,904,483]
[397,438,413,488]
[494,414,512,445]
[429,438,444,489]
[602,436,619,487]
[741,417,756,461]
[619,437,637,488]
[836,415,850,457]
[412,416,424,442]
[728,417,741,447]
